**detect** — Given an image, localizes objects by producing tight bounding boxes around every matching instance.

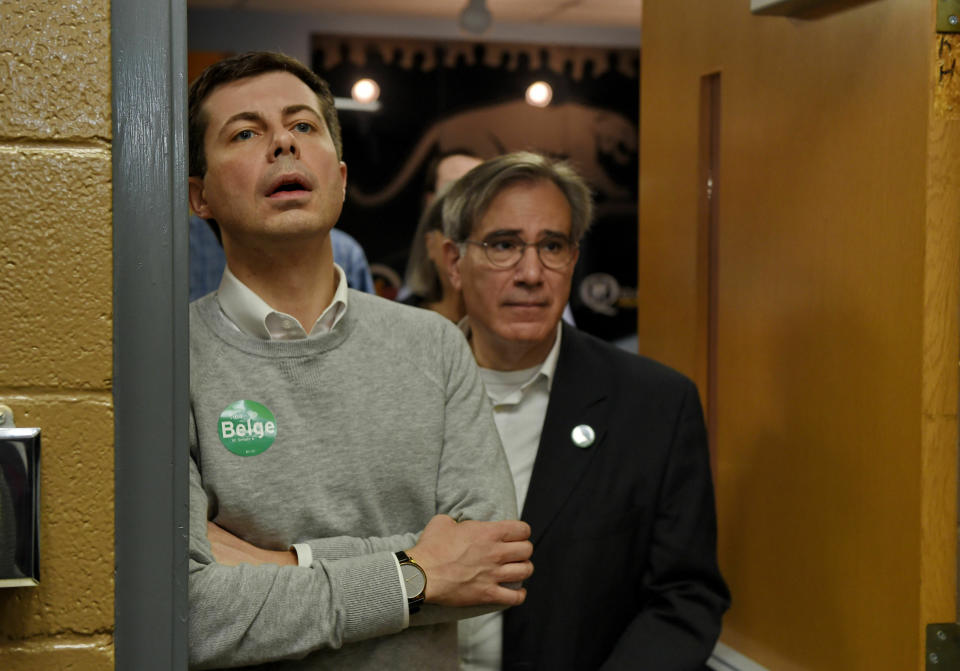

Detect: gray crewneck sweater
[188,290,516,670]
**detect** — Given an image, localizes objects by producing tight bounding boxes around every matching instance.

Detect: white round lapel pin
[571,424,595,449]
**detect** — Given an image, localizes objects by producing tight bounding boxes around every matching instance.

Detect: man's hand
[207,521,298,567]
[408,514,533,607]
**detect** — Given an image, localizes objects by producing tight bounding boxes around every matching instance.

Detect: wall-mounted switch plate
[0,428,40,587]
[939,0,960,33]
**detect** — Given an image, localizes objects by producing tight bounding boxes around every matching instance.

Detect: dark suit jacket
[502,324,730,671]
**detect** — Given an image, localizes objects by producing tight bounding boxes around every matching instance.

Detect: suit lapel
[521,325,609,546]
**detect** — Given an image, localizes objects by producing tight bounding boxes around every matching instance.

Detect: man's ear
[188,177,211,219]
[441,238,464,292]
[339,161,348,201]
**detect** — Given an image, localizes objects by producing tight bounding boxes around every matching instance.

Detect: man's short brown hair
[188,51,342,177]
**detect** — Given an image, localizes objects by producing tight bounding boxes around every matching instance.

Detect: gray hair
[441,151,593,244]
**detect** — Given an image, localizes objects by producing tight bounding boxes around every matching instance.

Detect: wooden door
[639,1,959,668]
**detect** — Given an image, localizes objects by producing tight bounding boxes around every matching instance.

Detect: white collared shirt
[216,263,349,339]
[457,322,562,671]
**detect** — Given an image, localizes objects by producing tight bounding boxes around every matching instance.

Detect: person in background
[442,151,730,671]
[186,51,532,670]
[426,150,485,204]
[399,150,482,319]
[401,188,462,320]
[189,213,375,300]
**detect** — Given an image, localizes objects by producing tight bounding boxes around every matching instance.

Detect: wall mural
[313,35,639,341]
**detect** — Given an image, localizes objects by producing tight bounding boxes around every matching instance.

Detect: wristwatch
[395,550,426,614]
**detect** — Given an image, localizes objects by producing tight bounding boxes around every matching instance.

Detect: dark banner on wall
[313,35,639,341]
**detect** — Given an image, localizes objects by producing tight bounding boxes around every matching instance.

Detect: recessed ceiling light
[459,0,492,35]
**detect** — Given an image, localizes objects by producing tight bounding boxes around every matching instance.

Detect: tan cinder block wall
[0,0,115,668]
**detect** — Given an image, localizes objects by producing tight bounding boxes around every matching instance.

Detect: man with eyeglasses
[441,152,730,670]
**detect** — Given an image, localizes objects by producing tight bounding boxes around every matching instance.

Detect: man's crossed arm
[207,514,533,607]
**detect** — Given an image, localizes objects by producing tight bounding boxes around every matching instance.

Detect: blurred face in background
[434,154,482,194]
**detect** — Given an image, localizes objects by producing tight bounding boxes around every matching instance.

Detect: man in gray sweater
[186,51,532,669]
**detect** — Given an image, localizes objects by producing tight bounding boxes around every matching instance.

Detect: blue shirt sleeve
[330,228,375,294]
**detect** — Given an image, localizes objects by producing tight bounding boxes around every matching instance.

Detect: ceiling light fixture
[351,78,381,105]
[525,81,553,108]
[459,0,492,35]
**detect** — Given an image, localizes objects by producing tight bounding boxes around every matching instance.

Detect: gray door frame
[112,0,190,667]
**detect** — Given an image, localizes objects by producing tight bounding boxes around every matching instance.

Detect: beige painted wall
[640,1,958,669]
[0,0,115,668]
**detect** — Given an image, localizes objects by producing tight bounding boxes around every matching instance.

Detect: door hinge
[938,0,960,33]
[928,623,960,669]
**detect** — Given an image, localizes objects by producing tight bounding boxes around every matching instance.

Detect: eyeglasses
[462,232,578,270]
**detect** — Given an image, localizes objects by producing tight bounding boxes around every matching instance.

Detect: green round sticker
[218,400,277,456]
